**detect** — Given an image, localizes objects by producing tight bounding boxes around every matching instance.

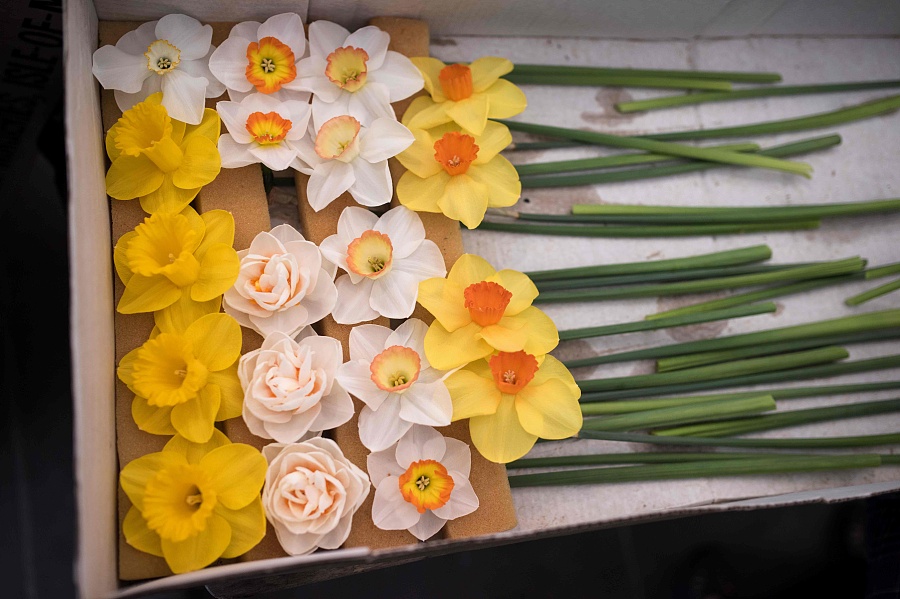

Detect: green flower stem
[496,120,812,176]
[577,347,848,394]
[846,278,900,307]
[865,262,900,280]
[508,451,823,469]
[506,454,883,488]
[656,329,900,372]
[508,140,583,152]
[527,245,772,282]
[503,73,734,91]
[581,395,776,432]
[654,398,900,437]
[535,258,865,304]
[578,429,900,448]
[514,143,759,176]
[579,355,900,402]
[477,220,819,238]
[566,309,900,369]
[507,64,782,83]
[581,381,900,415]
[616,80,900,113]
[558,303,776,342]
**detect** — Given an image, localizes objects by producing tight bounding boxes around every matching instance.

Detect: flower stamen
[434,132,479,176]
[346,230,393,278]
[145,40,181,75]
[399,459,454,514]
[325,46,369,92]
[246,36,297,93]
[489,350,539,394]
[370,345,421,392]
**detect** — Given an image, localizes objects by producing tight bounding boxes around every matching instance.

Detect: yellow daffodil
[395,118,520,229]
[417,254,558,370]
[113,206,239,317]
[120,429,267,574]
[406,56,526,135]
[117,312,243,443]
[445,350,582,463]
[105,92,221,214]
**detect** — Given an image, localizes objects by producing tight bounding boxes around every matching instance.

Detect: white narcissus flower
[320,206,446,323]
[297,21,424,129]
[223,224,338,338]
[208,13,311,103]
[91,14,225,125]
[263,438,370,555]
[239,330,353,443]
[294,116,414,211]
[368,425,478,541]
[336,319,453,452]
[217,94,311,171]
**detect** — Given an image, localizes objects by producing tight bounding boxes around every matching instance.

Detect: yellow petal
[181,205,207,242]
[467,156,521,209]
[155,291,222,335]
[196,210,235,259]
[119,451,185,510]
[113,231,138,285]
[417,277,470,332]
[397,170,448,213]
[170,118,187,145]
[424,320,493,370]
[218,499,266,559]
[117,347,141,387]
[395,127,442,179]
[117,274,182,314]
[444,94,489,136]
[437,173,489,229]
[184,313,242,371]
[183,108,221,144]
[531,354,581,397]
[164,429,232,464]
[172,135,221,190]
[469,56,514,92]
[407,101,453,132]
[132,394,177,436]
[484,78,528,119]
[106,124,121,161]
[106,155,165,200]
[445,368,501,420]
[191,243,239,302]
[399,95,437,127]
[487,269,538,316]
[479,318,529,353]
[470,394,537,463]
[123,506,164,558]
[448,253,498,288]
[140,176,199,214]
[515,377,583,440]
[200,444,267,510]
[471,120,512,163]
[410,56,447,102]
[516,306,560,356]
[170,385,220,443]
[209,367,243,421]
[160,512,231,574]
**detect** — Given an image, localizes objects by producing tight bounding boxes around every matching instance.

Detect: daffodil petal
[444,94,489,136]
[120,451,184,510]
[471,120,513,164]
[155,290,221,335]
[106,154,165,200]
[410,56,447,102]
[416,278,470,332]
[117,274,182,314]
[516,378,583,440]
[117,347,140,387]
[172,136,221,190]
[438,174,489,229]
[183,108,221,144]
[484,79,528,119]
[209,367,243,421]
[515,306,560,356]
[184,313,241,371]
[396,170,447,214]
[132,394,178,436]
[161,512,231,574]
[445,369,501,420]
[196,210,235,259]
[113,231,138,285]
[192,243,240,302]
[447,253,497,288]
[123,506,165,558]
[424,320,493,371]
[217,499,266,559]
[488,269,538,316]
[201,444,267,510]
[406,99,452,131]
[395,127,442,179]
[399,95,435,127]
[170,385,220,443]
[140,176,199,214]
[164,429,231,464]
[469,56,514,93]
[106,125,121,161]
[479,320,529,353]
[531,354,581,396]
[467,156,521,209]
[470,394,537,463]
[181,205,206,242]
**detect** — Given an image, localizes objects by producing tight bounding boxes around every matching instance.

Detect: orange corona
[398,459,454,513]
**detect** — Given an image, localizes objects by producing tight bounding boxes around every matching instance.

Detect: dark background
[2,2,900,597]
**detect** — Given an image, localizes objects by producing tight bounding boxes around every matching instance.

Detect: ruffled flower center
[143,464,217,542]
[126,212,201,287]
[246,36,297,93]
[145,39,181,75]
[275,463,346,523]
[346,229,393,279]
[370,345,421,392]
[489,350,538,394]
[438,64,474,101]
[463,280,511,326]
[246,111,293,145]
[255,345,327,412]
[325,46,369,92]
[314,115,361,162]
[434,132,479,176]
[131,333,209,407]
[398,459,454,514]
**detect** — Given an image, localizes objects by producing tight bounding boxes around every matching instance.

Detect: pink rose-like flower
[240,331,353,443]
[224,224,338,338]
[263,438,370,555]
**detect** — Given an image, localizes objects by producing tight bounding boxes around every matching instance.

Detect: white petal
[249,143,299,171]
[396,424,446,468]
[385,318,428,353]
[393,240,448,279]
[408,510,446,541]
[113,76,161,112]
[239,91,286,114]
[399,382,453,427]
[315,513,353,550]
[369,270,420,319]
[307,161,355,212]
[311,387,355,431]
[366,449,405,487]
[283,101,313,140]
[181,52,225,97]
[312,93,352,131]
[270,223,307,244]
[337,205,379,243]
[308,20,350,58]
[348,159,392,207]
[229,21,261,42]
[318,235,350,273]
[257,13,306,58]
[331,274,379,324]
[373,206,424,259]
[216,101,252,143]
[368,51,424,102]
[115,21,158,54]
[347,82,394,126]
[91,45,151,93]
[344,26,389,70]
[300,334,342,376]
[250,304,309,338]
[293,135,323,171]
[263,405,321,443]
[432,474,479,521]
[371,476,420,531]
[358,400,412,452]
[297,60,343,103]
[298,268,338,324]
[155,14,211,61]
[208,36,255,93]
[440,438,473,479]
[335,360,389,410]
[218,134,258,168]
[242,404,270,439]
[272,524,320,556]
[358,118,415,163]
[160,70,207,125]
[348,324,393,362]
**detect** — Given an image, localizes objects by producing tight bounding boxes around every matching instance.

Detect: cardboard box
[66,1,900,597]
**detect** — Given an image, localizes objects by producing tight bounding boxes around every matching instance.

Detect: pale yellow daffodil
[120,430,267,574]
[105,92,221,214]
[418,254,558,370]
[445,350,582,463]
[406,56,526,136]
